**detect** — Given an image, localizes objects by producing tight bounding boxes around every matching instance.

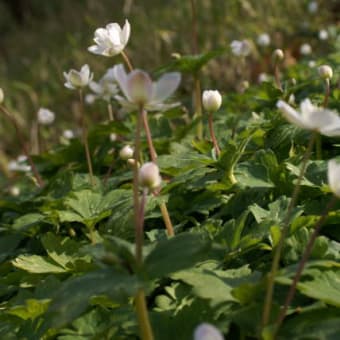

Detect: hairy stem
[194,75,203,139]
[121,50,134,72]
[322,78,330,108]
[208,111,221,157]
[274,63,282,91]
[262,131,317,327]
[79,90,95,187]
[0,105,44,187]
[135,289,154,340]
[107,103,114,121]
[275,195,337,333]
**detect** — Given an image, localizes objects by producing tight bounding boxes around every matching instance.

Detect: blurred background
[0,0,339,158]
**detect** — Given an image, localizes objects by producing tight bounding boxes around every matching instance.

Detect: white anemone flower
[277,99,340,136]
[194,323,224,340]
[230,40,251,57]
[328,159,340,198]
[88,68,118,102]
[64,64,93,90]
[257,33,271,47]
[88,20,130,57]
[37,108,55,125]
[113,64,181,111]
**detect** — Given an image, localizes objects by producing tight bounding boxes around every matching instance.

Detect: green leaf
[7,298,50,320]
[12,255,67,273]
[144,233,211,279]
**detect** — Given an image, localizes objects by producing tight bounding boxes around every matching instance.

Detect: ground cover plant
[0,1,340,339]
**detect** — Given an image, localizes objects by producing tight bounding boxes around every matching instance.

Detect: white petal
[126,70,153,105]
[107,24,121,45]
[320,124,340,137]
[88,45,106,55]
[151,72,181,103]
[306,109,340,130]
[64,82,75,90]
[276,100,307,129]
[120,19,131,45]
[328,159,340,197]
[113,64,131,101]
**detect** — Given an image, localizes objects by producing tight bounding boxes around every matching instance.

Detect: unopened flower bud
[0,88,4,104]
[127,158,139,167]
[272,49,284,62]
[202,90,222,112]
[119,145,134,160]
[318,65,333,80]
[138,162,161,190]
[194,323,224,340]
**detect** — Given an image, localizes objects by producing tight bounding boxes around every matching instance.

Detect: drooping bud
[194,323,224,340]
[138,162,161,190]
[119,145,134,160]
[318,65,333,80]
[202,90,222,112]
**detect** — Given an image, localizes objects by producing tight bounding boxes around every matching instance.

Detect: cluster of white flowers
[8,155,31,172]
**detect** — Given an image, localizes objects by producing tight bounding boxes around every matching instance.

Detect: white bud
[0,88,4,104]
[272,49,284,62]
[63,129,75,139]
[318,65,333,80]
[138,162,162,190]
[194,323,224,340]
[110,133,117,142]
[119,145,134,160]
[202,90,222,112]
[300,43,312,55]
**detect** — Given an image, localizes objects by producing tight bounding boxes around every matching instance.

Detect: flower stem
[208,111,221,157]
[79,90,95,187]
[134,107,143,264]
[107,102,114,121]
[141,109,175,236]
[322,78,330,108]
[194,74,203,139]
[0,105,44,187]
[121,51,134,72]
[135,289,154,340]
[274,63,282,91]
[274,195,337,335]
[262,131,317,328]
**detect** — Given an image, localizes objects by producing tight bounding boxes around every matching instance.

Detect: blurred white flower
[88,20,130,57]
[257,33,270,47]
[308,1,318,13]
[258,72,269,83]
[194,323,224,340]
[138,162,162,190]
[110,133,117,142]
[9,186,20,196]
[319,29,328,40]
[300,43,312,55]
[272,49,284,61]
[230,40,251,57]
[277,99,340,136]
[88,68,118,102]
[328,159,340,198]
[119,145,134,160]
[8,156,31,172]
[17,155,27,163]
[0,88,4,104]
[308,60,316,68]
[63,129,75,139]
[37,108,55,125]
[202,90,222,112]
[64,64,93,90]
[113,64,181,111]
[288,94,296,105]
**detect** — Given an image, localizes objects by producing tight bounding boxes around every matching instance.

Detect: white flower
[230,40,251,57]
[9,186,20,196]
[119,145,134,160]
[300,43,312,55]
[257,33,270,47]
[308,60,316,68]
[308,1,318,13]
[138,162,162,190]
[110,133,117,142]
[328,159,340,198]
[319,29,328,40]
[0,88,4,104]
[17,155,27,163]
[8,158,31,172]
[113,64,181,111]
[64,64,93,90]
[318,65,333,80]
[258,72,269,83]
[194,323,224,340]
[37,108,55,125]
[272,49,284,61]
[277,99,340,136]
[63,129,75,139]
[88,68,118,102]
[88,20,130,57]
[202,90,222,112]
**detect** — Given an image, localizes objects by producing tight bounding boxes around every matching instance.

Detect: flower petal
[151,72,181,103]
[113,64,131,101]
[276,100,307,129]
[126,70,153,105]
[328,159,340,198]
[120,19,131,45]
